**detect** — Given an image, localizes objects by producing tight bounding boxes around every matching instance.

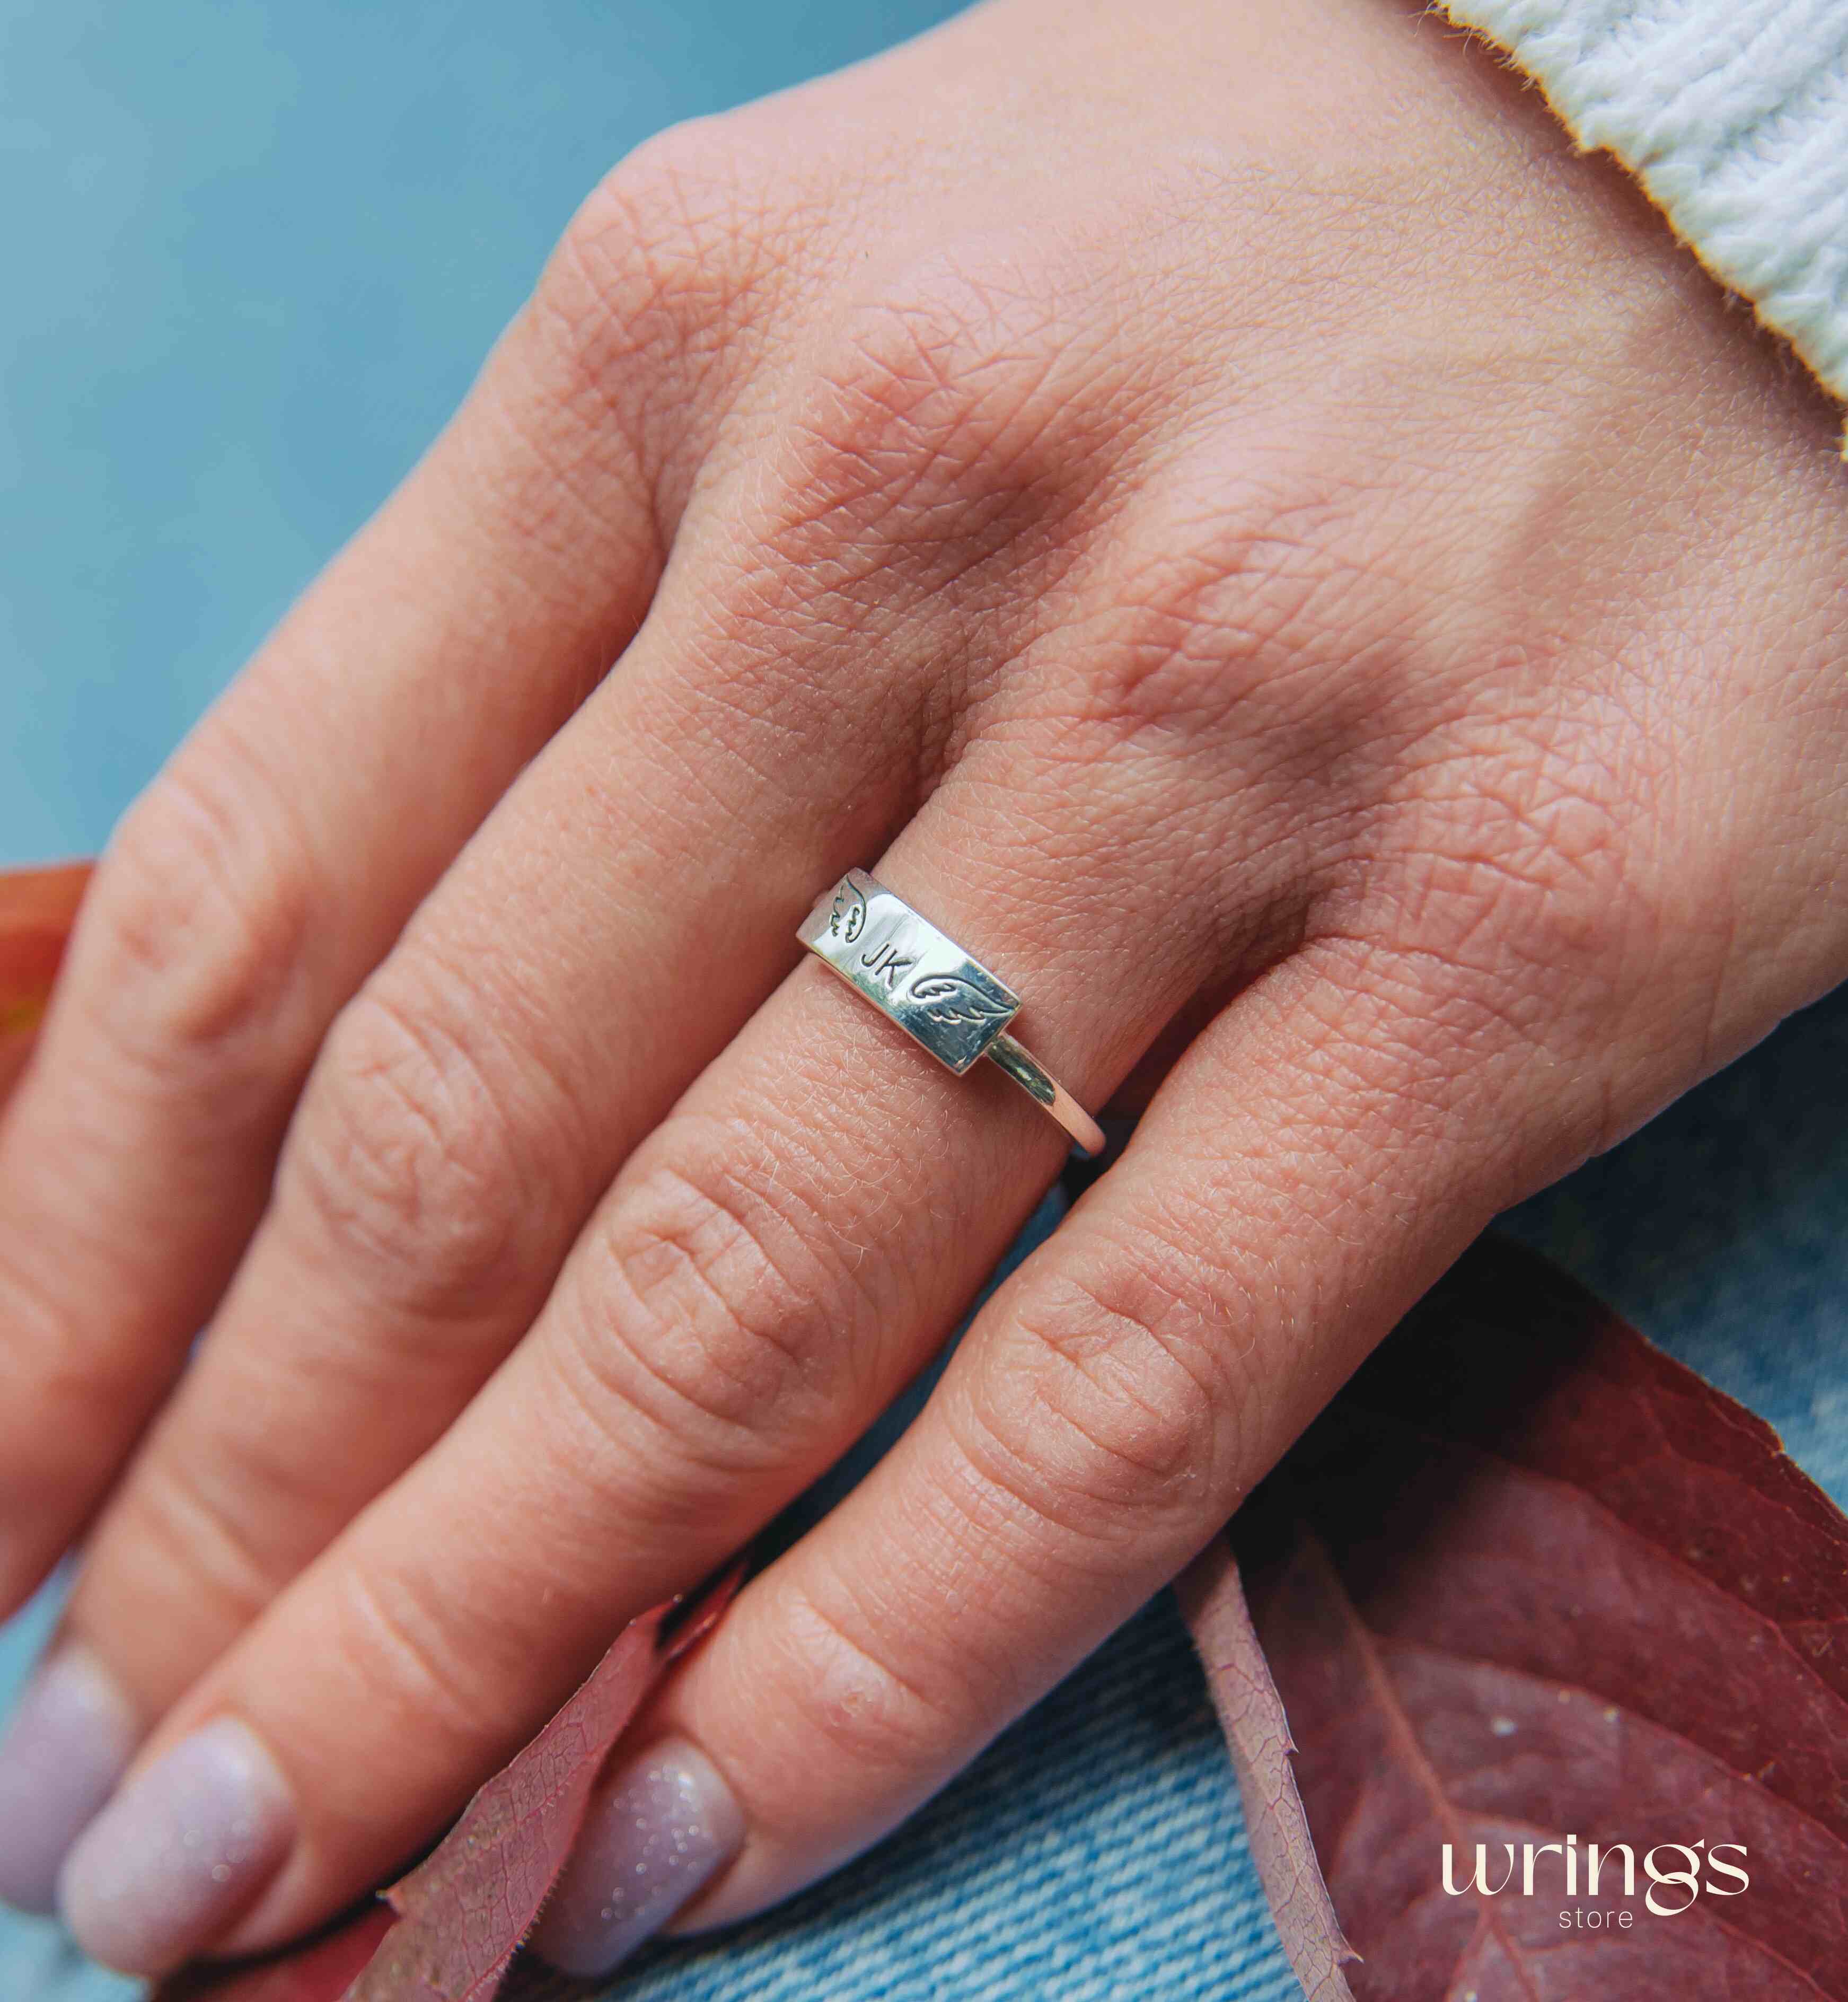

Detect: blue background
[0,0,966,862]
[2,2,1845,1997]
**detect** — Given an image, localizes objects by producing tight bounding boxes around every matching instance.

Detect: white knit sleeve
[1440,0,1848,402]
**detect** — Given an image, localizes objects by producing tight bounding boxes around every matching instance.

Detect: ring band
[797,868,1105,1156]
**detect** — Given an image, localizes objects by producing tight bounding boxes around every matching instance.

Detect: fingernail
[531,1737,744,1978]
[0,1643,138,1914]
[57,1716,294,1975]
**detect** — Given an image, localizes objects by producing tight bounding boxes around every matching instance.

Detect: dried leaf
[348,1612,670,2002]
[0,861,90,1104]
[1176,1539,1359,2001]
[153,1571,740,2002]
[350,1566,739,2002]
[1219,1236,1848,2000]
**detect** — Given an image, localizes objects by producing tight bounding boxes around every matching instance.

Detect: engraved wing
[827,876,867,945]
[908,973,1014,1029]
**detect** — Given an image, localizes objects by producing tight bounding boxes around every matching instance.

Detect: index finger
[0,239,669,1635]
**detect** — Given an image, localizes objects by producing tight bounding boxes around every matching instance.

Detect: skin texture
[1,0,1846,1970]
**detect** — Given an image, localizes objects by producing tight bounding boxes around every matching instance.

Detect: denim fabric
[6,984,1848,2001]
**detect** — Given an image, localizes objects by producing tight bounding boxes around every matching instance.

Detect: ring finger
[17,403,1016,1869]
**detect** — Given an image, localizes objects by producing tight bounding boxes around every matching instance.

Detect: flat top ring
[797,868,1105,1156]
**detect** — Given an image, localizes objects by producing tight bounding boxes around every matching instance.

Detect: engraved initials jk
[860,943,916,989]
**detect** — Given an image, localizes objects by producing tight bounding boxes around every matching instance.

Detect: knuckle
[105,1449,284,1640]
[285,971,537,1311]
[974,1233,1249,1548]
[1067,452,1387,747]
[771,1578,956,1780]
[539,117,780,404]
[556,1125,846,1479]
[325,1557,531,1757]
[1369,692,1647,1020]
[770,256,1105,567]
[86,747,319,1093]
[0,1244,105,1432]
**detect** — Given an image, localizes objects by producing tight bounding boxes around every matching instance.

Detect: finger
[51,473,937,1736]
[0,178,693,1625]
[52,709,1279,1975]
[36,226,1160,1762]
[534,937,1594,1970]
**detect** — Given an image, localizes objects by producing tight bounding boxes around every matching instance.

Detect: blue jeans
[6,981,1847,2002]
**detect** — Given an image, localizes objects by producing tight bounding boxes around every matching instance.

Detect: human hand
[2,0,1845,1977]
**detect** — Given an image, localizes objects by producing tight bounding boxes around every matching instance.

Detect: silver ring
[797,868,1105,1156]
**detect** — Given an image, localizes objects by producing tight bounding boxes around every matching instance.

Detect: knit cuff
[1440,0,1848,403]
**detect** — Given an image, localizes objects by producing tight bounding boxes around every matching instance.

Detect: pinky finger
[530,942,1573,1979]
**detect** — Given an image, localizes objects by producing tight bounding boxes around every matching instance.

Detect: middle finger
[48,397,1033,1737]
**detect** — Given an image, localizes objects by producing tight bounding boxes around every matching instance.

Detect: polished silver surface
[985,1030,1059,1110]
[798,868,1104,1154]
[798,868,1020,1075]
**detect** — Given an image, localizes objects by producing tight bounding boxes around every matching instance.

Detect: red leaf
[0,861,90,1105]
[1176,1539,1358,2001]
[350,1567,740,2002]
[349,1614,668,2002]
[1213,1237,1848,2000]
[153,1569,740,2002]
